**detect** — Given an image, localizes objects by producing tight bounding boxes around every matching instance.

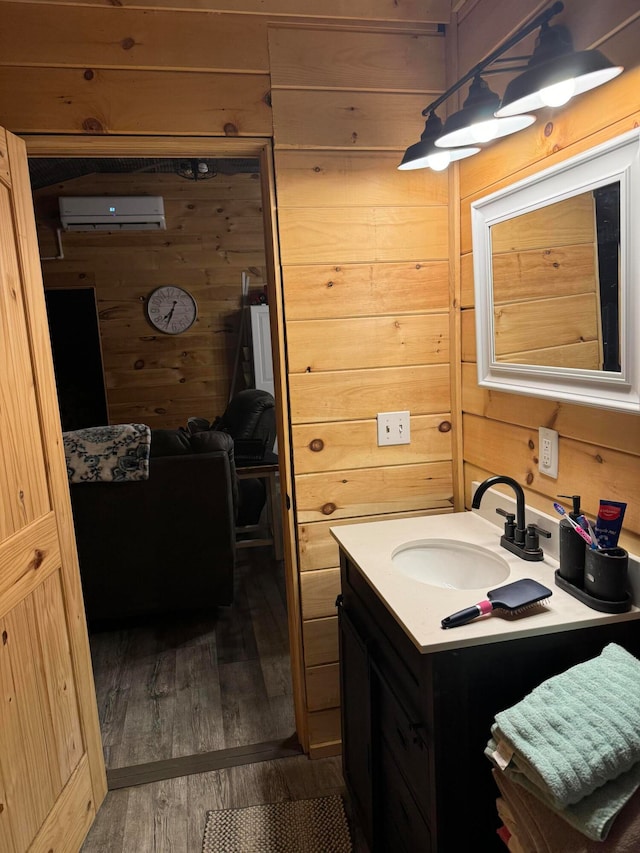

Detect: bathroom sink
[391,539,511,590]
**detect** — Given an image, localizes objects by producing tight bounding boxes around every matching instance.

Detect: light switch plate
[538,426,559,478]
[377,411,410,446]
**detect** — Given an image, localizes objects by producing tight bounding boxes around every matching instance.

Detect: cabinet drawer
[375,661,431,813]
[379,740,432,853]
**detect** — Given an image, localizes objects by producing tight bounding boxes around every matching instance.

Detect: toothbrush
[577,514,601,550]
[553,502,594,547]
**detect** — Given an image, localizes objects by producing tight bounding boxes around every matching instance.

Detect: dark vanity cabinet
[338,551,640,853]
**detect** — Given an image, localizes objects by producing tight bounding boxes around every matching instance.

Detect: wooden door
[0,128,106,850]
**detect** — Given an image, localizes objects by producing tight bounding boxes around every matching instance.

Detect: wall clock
[146,286,197,335]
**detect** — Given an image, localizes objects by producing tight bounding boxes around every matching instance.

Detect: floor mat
[202,793,353,852]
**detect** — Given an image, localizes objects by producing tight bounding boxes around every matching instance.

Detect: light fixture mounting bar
[421,0,564,117]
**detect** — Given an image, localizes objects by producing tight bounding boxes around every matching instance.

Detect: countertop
[331,507,640,654]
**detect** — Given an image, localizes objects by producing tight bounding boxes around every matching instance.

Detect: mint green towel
[486,737,640,841]
[492,643,640,808]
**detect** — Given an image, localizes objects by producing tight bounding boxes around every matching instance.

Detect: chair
[189,389,277,526]
[191,389,276,460]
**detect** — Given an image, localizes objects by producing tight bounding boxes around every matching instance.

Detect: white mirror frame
[471,128,640,413]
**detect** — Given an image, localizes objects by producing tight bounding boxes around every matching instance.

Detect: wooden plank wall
[455,0,640,557]
[269,23,455,756]
[0,0,453,756]
[34,170,267,429]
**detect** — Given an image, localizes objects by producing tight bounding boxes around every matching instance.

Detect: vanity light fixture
[398,112,479,171]
[435,76,535,148]
[495,22,623,117]
[398,0,623,171]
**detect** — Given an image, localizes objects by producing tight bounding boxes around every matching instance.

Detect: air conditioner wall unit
[59,196,166,231]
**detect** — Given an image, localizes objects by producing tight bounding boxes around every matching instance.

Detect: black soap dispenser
[558,494,585,587]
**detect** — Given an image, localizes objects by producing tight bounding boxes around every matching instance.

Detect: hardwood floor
[81,754,352,852]
[89,548,296,770]
[82,547,368,853]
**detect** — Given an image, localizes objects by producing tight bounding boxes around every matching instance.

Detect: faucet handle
[527,523,551,539]
[496,507,515,520]
[496,507,516,541]
[525,523,551,554]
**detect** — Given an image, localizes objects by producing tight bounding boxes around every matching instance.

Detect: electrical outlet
[377,411,410,446]
[538,426,559,478]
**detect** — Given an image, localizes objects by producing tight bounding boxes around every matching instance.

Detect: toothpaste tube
[594,500,626,549]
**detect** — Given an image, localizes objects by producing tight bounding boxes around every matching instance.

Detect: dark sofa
[69,428,237,627]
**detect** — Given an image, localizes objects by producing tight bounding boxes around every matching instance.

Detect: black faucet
[471,475,550,562]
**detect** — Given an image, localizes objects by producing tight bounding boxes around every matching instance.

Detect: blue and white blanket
[63,423,151,483]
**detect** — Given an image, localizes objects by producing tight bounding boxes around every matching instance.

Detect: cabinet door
[0,128,106,851]
[337,601,373,844]
[379,740,432,853]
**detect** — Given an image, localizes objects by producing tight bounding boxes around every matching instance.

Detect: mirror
[471,128,640,413]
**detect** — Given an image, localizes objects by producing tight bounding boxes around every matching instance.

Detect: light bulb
[539,78,576,107]
[427,150,451,171]
[470,119,499,143]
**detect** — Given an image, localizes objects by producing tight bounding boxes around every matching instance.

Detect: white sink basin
[391,539,511,590]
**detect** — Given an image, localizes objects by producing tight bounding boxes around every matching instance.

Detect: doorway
[26,137,304,785]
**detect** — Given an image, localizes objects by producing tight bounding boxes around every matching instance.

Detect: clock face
[146,286,197,335]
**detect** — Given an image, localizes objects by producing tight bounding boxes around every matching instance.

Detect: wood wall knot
[526,472,534,485]
[2,631,7,645]
[528,439,535,450]
[309,439,324,452]
[322,502,336,515]
[31,549,45,571]
[223,123,239,136]
[438,421,451,433]
[82,117,105,134]
[544,122,554,137]
[326,280,334,288]
[595,454,604,464]
[134,359,144,370]
[121,37,136,51]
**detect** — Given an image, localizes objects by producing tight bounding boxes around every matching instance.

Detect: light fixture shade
[435,76,535,148]
[398,112,479,171]
[496,24,623,117]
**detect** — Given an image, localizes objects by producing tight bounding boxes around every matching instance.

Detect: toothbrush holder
[583,547,629,602]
